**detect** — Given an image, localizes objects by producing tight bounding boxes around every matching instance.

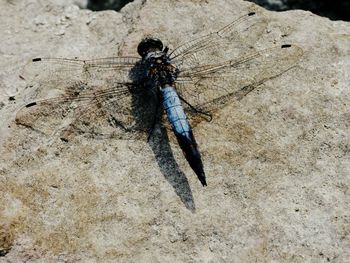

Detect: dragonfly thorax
[144,54,178,86]
[139,52,177,87]
[137,37,178,86]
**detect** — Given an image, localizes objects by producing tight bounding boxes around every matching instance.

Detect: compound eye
[137,37,163,58]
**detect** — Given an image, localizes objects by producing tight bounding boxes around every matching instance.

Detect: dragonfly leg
[178,95,212,122]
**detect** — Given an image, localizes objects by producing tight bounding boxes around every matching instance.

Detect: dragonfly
[16,11,303,187]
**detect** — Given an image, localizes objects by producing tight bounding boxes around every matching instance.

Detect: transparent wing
[17,55,158,140]
[175,44,303,124]
[16,81,159,141]
[170,10,268,69]
[21,56,142,90]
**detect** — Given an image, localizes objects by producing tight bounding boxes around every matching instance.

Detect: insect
[16,11,303,186]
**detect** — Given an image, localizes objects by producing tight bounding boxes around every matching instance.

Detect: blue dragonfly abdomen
[161,84,207,186]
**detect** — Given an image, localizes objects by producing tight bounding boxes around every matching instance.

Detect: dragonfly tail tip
[198,174,207,187]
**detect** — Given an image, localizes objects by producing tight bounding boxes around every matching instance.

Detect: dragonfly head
[138,37,177,86]
[137,37,163,58]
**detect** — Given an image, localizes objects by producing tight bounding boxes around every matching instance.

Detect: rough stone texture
[0,0,349,262]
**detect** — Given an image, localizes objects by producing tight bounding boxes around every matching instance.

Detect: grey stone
[0,0,349,262]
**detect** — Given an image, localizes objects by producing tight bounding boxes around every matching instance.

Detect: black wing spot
[26,102,37,108]
[248,12,256,16]
[32,58,42,62]
[281,44,292,48]
[60,137,69,143]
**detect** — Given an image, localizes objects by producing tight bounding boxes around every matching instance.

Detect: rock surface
[0,0,349,262]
